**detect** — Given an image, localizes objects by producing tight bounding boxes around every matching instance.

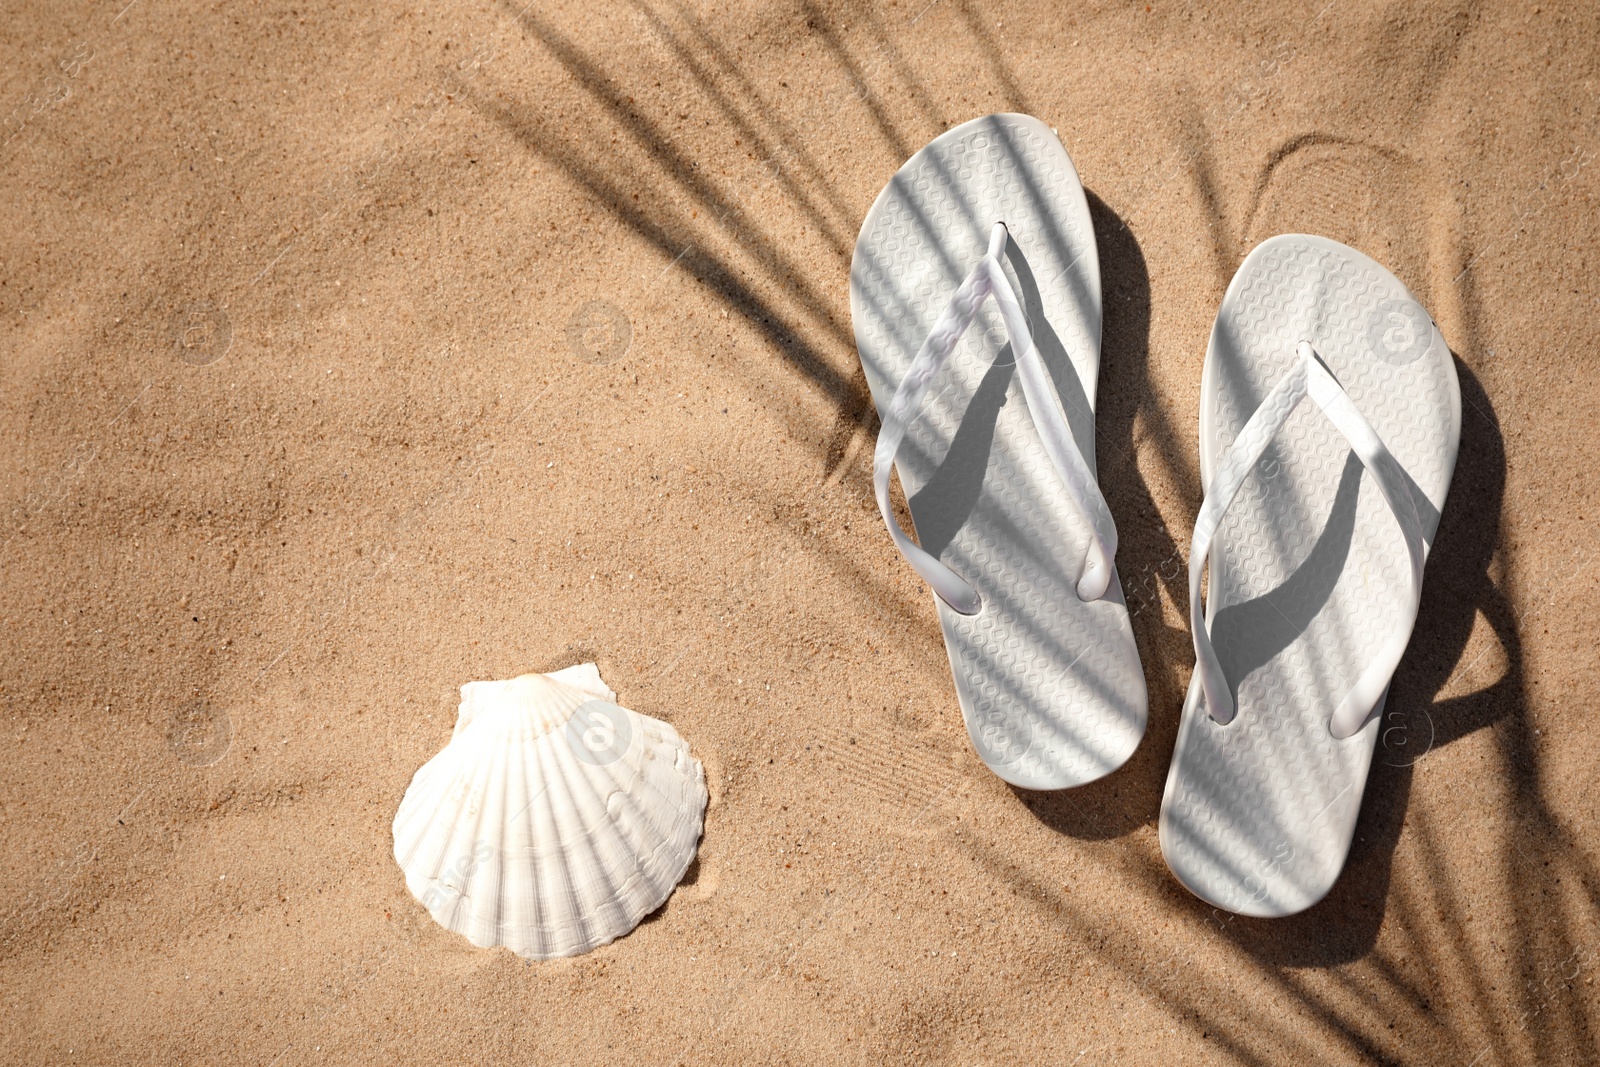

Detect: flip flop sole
[851,114,1146,789]
[1160,234,1461,916]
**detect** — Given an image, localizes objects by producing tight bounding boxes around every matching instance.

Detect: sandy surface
[2,0,1598,1063]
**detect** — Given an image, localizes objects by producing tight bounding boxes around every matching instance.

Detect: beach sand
[2,0,1597,1062]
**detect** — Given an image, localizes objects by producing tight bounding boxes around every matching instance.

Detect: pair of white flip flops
[850,114,1460,918]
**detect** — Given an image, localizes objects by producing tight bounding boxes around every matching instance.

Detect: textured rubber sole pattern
[850,114,1147,789]
[1160,234,1461,916]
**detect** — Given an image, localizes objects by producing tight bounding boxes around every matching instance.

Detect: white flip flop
[1160,234,1461,916]
[849,113,1146,789]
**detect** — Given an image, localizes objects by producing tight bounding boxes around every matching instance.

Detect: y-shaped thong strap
[873,222,1118,615]
[1189,341,1426,739]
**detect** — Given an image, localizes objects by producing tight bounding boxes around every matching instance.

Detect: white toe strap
[1189,341,1426,739]
[873,223,1118,615]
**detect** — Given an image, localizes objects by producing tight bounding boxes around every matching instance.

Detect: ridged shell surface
[393,664,706,959]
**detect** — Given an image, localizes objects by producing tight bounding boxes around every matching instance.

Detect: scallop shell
[392,663,706,959]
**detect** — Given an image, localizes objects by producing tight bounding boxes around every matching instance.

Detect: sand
[2,0,1597,1063]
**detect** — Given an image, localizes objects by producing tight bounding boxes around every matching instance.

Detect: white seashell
[393,664,706,959]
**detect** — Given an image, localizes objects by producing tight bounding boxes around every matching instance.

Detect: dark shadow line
[953,0,1033,115]
[799,1,915,162]
[1175,98,1244,287]
[637,1,858,257]
[496,5,859,406]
